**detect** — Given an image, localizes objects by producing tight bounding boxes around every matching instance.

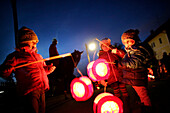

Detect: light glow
[101,101,119,113]
[80,76,92,85]
[87,61,97,81]
[92,58,110,80]
[73,82,85,98]
[0,91,4,94]
[93,92,123,113]
[70,76,94,101]
[96,62,108,77]
[88,43,96,51]
[94,93,113,104]
[148,74,155,79]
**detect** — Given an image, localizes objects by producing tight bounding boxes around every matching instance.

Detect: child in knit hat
[118,29,154,113]
[0,26,56,113]
[98,37,131,113]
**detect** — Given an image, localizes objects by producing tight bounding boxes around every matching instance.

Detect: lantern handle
[104,82,107,92]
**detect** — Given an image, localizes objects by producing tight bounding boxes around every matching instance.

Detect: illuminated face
[122,39,135,48]
[101,44,110,52]
[25,40,37,50]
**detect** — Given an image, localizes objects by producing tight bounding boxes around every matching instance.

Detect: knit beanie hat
[121,29,141,43]
[99,38,111,47]
[17,26,39,44]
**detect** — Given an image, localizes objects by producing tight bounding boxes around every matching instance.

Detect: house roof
[144,19,170,43]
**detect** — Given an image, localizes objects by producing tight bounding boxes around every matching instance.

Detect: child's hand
[48,63,56,73]
[111,48,118,54]
[4,66,15,73]
[100,80,107,87]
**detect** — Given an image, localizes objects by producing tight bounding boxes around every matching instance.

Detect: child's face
[122,39,135,48]
[25,40,37,50]
[101,44,110,52]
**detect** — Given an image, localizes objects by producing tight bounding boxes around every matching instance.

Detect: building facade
[144,19,170,60]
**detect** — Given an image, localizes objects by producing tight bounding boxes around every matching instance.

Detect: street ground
[0,76,169,113]
[46,76,170,113]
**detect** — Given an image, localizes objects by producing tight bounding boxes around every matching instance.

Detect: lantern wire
[96,38,118,81]
[107,52,118,81]
[104,82,107,92]
[71,55,84,77]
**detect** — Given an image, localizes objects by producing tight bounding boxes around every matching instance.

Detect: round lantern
[87,61,98,81]
[70,76,94,101]
[93,92,123,113]
[92,59,110,80]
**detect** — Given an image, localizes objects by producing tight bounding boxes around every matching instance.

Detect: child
[98,38,130,113]
[0,26,56,113]
[117,29,154,113]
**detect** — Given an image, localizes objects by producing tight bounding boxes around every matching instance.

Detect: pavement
[0,76,170,113]
[45,76,170,113]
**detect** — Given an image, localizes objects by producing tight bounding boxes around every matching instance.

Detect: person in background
[116,29,154,113]
[48,38,60,97]
[160,52,169,76]
[49,39,59,58]
[98,38,131,113]
[0,26,56,113]
[49,38,59,68]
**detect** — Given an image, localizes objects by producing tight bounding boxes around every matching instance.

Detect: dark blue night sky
[0,0,170,76]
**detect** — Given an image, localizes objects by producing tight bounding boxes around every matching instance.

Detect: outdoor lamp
[88,42,96,51]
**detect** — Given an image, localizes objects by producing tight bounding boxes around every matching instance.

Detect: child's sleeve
[0,53,16,78]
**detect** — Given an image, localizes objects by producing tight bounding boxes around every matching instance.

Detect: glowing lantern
[92,59,110,80]
[87,61,98,81]
[70,76,94,101]
[93,92,123,113]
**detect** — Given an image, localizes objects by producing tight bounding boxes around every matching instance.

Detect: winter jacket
[0,49,52,96]
[98,48,125,85]
[118,42,154,86]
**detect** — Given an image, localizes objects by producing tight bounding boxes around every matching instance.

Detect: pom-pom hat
[17,26,39,44]
[99,38,111,47]
[121,29,141,43]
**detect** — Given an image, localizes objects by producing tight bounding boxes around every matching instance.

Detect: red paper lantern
[70,76,94,101]
[87,61,98,81]
[93,92,123,113]
[92,59,110,80]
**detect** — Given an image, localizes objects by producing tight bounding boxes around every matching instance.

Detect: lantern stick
[104,82,107,92]
[105,62,116,64]
[85,43,91,63]
[14,53,71,69]
[70,55,84,77]
[76,67,84,77]
[96,38,118,81]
